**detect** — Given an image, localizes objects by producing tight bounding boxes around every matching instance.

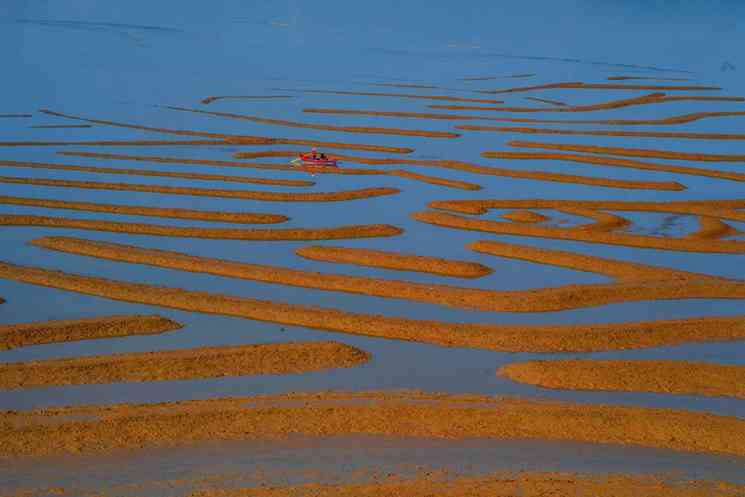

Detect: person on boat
[310,147,318,159]
[320,153,327,160]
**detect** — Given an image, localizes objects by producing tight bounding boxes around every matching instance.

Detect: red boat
[295,153,338,168]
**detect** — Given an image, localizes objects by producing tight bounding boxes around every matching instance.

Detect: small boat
[295,153,338,168]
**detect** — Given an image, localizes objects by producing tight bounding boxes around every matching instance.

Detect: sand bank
[3,390,745,458]
[1,259,744,351]
[0,175,398,202]
[463,125,745,140]
[461,73,535,80]
[30,124,92,129]
[500,210,549,223]
[500,360,745,399]
[413,210,745,253]
[295,245,493,278]
[388,169,481,190]
[304,107,482,120]
[0,159,314,187]
[38,109,414,154]
[608,75,692,81]
[0,341,368,389]
[270,88,505,104]
[192,470,745,497]
[0,195,289,224]
[477,81,721,94]
[164,106,461,138]
[506,140,745,162]
[201,95,293,104]
[3,216,401,240]
[470,110,745,126]
[0,315,181,351]
[483,151,745,183]
[0,139,231,147]
[525,96,567,106]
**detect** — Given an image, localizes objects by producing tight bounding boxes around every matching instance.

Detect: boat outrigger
[291,148,339,168]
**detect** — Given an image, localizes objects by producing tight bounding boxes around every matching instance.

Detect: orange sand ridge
[500,360,745,399]
[3,390,745,458]
[295,245,493,278]
[1,216,401,241]
[0,139,232,147]
[477,81,721,94]
[269,87,506,104]
[192,470,745,497]
[477,110,745,126]
[0,159,314,187]
[461,125,745,140]
[0,175,399,202]
[0,341,369,389]
[0,314,181,351]
[500,210,549,223]
[164,106,461,139]
[2,257,745,352]
[0,194,289,224]
[38,109,414,154]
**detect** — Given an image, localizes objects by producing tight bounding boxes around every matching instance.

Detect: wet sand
[201,95,294,104]
[471,110,745,126]
[2,216,401,240]
[3,390,745,458]
[0,194,289,224]
[483,151,745,183]
[506,140,745,162]
[192,470,745,497]
[0,139,232,147]
[164,106,462,138]
[295,245,493,278]
[464,125,745,140]
[500,210,549,223]
[478,81,721,94]
[0,176,399,202]
[413,210,745,253]
[500,360,745,399]
[0,341,369,389]
[270,88,506,104]
[1,259,744,351]
[0,315,181,351]
[39,109,414,154]
[388,169,481,190]
[0,159,315,187]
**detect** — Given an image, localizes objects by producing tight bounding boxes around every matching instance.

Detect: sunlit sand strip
[0,114,32,118]
[0,315,181,351]
[388,170,481,190]
[38,109,414,154]
[0,175,399,202]
[461,125,745,140]
[4,217,401,241]
[3,390,745,458]
[0,139,231,147]
[9,240,745,339]
[687,217,739,240]
[554,207,630,231]
[0,341,369,389]
[525,96,567,107]
[500,210,549,223]
[608,75,692,81]
[201,95,293,105]
[57,151,385,176]
[506,140,745,162]
[0,195,289,224]
[478,81,721,94]
[469,110,745,126]
[303,107,483,120]
[164,105,461,138]
[295,245,493,278]
[193,471,745,497]
[30,124,92,129]
[483,151,745,184]
[270,88,505,104]
[412,211,745,253]
[500,360,745,399]
[0,159,314,187]
[429,198,745,223]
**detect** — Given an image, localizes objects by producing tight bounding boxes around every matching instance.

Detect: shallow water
[2,0,745,492]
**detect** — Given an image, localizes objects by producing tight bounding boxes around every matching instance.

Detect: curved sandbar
[0,159,314,187]
[477,81,721,94]
[2,259,745,352]
[462,125,745,141]
[472,110,745,126]
[500,210,549,223]
[1,315,181,351]
[0,341,369,389]
[295,245,493,278]
[0,195,289,224]
[0,175,399,202]
[194,471,745,497]
[413,210,745,253]
[388,170,481,190]
[38,109,414,154]
[608,75,692,81]
[483,151,745,184]
[3,390,745,458]
[4,216,401,241]
[164,106,461,139]
[201,95,293,104]
[500,360,745,399]
[506,140,745,162]
[271,88,505,104]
